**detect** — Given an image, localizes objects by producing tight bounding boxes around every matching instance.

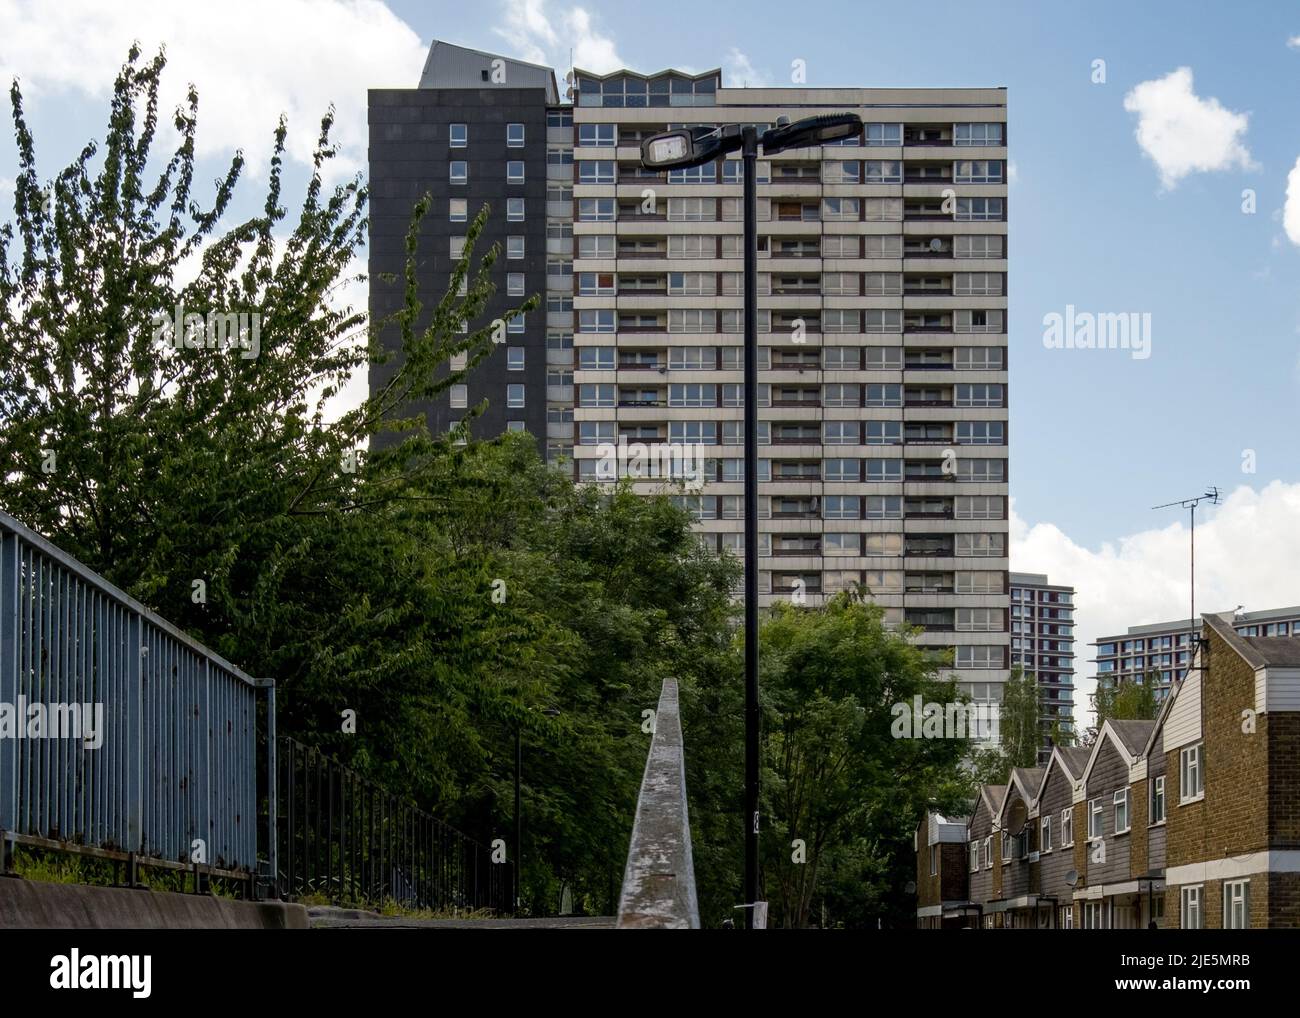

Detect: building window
[507,384,525,408]
[507,160,525,184]
[506,420,526,433]
[1180,743,1204,802]
[1223,880,1249,929]
[450,384,468,409]
[1001,832,1011,862]
[954,122,1004,147]
[507,123,525,147]
[1181,885,1202,929]
[577,160,615,184]
[507,313,525,334]
[929,844,937,876]
[507,272,525,296]
[507,236,525,260]
[578,198,616,221]
[1084,902,1106,929]
[507,197,525,222]
[864,122,903,146]
[450,198,468,222]
[450,161,468,185]
[983,836,992,870]
[1060,809,1072,847]
[449,236,466,259]
[578,123,616,146]
[1088,798,1103,840]
[1149,775,1165,824]
[507,347,525,371]
[970,842,979,873]
[449,123,467,148]
[1060,906,1074,929]
[1041,816,1052,853]
[1114,788,1130,834]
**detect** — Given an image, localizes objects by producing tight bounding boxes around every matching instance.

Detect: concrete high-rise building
[367,41,562,447]
[1091,604,1300,703]
[369,41,1011,710]
[1009,572,1076,763]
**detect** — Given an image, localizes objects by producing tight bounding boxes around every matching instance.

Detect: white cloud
[724,48,768,87]
[1012,481,1300,728]
[1122,67,1254,189]
[1288,35,1300,50]
[494,0,624,76]
[1007,159,1019,186]
[0,0,425,178]
[1284,154,1300,247]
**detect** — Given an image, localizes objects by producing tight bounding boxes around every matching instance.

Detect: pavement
[307,906,616,929]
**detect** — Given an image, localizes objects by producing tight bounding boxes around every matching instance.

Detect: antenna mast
[1151,486,1221,675]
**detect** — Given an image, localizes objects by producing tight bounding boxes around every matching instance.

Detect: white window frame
[449,123,467,148]
[506,123,525,148]
[1223,880,1249,929]
[507,197,525,222]
[506,383,525,409]
[929,844,937,876]
[1149,775,1166,825]
[1180,885,1202,929]
[1040,816,1052,853]
[983,835,992,870]
[1114,788,1130,834]
[507,236,525,260]
[970,842,979,873]
[1180,743,1204,803]
[449,198,468,223]
[449,384,468,409]
[1088,798,1103,840]
[449,161,468,185]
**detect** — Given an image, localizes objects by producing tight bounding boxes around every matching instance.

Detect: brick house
[915,611,1300,930]
[1075,719,1158,927]
[967,784,1005,927]
[1161,613,1300,928]
[1030,745,1090,928]
[989,766,1044,927]
[914,810,974,928]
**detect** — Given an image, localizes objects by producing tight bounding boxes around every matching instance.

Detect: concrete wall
[0,880,307,929]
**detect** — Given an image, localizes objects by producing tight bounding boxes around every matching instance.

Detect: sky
[3,0,1300,718]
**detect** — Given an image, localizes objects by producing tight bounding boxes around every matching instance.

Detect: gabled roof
[1030,746,1089,812]
[996,767,1045,824]
[1057,746,1092,779]
[1081,718,1156,788]
[1205,612,1300,668]
[977,784,1005,821]
[1109,719,1155,757]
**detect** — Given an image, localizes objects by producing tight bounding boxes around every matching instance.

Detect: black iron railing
[275,737,510,913]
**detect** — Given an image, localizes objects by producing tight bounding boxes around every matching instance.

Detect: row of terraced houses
[915,612,1300,928]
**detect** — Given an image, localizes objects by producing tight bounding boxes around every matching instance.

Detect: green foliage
[1093,674,1160,724]
[753,593,969,928]
[0,46,734,917]
[0,48,975,925]
[966,665,1039,788]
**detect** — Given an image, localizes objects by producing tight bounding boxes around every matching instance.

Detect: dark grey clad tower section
[368,42,560,447]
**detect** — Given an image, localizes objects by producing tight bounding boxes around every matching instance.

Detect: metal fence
[276,736,510,912]
[0,509,273,882]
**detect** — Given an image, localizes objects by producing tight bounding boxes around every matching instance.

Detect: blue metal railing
[0,509,273,879]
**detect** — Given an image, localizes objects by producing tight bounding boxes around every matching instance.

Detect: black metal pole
[742,125,760,929]
[514,724,522,914]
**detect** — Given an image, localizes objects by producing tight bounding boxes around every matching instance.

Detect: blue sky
[4,0,1300,707]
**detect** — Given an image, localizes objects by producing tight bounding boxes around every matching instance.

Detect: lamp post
[642,113,862,928]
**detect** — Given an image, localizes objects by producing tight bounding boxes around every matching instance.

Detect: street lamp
[642,112,863,929]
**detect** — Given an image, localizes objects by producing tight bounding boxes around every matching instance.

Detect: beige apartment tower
[563,69,1010,705]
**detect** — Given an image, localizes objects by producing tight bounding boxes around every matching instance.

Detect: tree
[0,47,742,916]
[966,665,1038,786]
[756,593,970,928]
[1093,673,1159,725]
